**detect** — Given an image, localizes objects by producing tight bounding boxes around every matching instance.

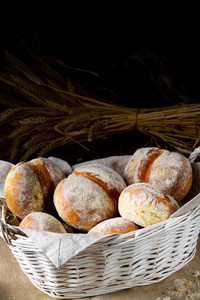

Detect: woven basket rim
[1,193,200,243]
[1,150,200,253]
[1,153,200,299]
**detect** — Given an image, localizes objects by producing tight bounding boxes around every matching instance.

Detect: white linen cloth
[0,156,200,268]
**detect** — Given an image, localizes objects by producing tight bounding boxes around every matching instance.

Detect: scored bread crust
[71,163,126,210]
[124,147,164,184]
[53,163,126,232]
[4,162,44,220]
[54,175,118,232]
[4,158,65,220]
[27,158,65,214]
[123,147,193,202]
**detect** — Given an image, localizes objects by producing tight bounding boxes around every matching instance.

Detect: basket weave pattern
[1,150,200,299]
[1,201,200,299]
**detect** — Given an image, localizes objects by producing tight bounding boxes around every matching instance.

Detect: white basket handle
[0,197,17,245]
[188,147,200,163]
[0,220,12,245]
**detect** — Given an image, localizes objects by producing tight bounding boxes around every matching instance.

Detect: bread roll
[123,147,193,202]
[27,158,65,214]
[4,157,65,220]
[88,217,139,235]
[71,163,126,210]
[118,182,179,227]
[19,212,67,233]
[53,163,126,232]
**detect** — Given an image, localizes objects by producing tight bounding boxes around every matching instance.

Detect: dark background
[1,1,200,163]
[1,1,199,105]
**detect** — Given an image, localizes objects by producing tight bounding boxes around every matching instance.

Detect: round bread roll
[4,157,65,220]
[118,182,179,227]
[123,147,193,202]
[53,163,126,232]
[88,217,139,235]
[19,212,67,233]
[71,163,126,210]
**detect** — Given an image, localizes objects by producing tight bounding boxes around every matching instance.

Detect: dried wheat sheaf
[0,50,200,162]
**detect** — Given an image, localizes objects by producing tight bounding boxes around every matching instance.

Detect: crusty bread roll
[71,163,126,210]
[53,163,126,232]
[123,147,193,202]
[19,212,67,233]
[88,217,139,235]
[4,157,65,220]
[118,182,179,227]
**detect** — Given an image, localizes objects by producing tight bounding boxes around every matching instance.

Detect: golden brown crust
[27,158,65,215]
[124,147,162,185]
[123,147,193,202]
[54,164,126,232]
[118,182,179,227]
[4,158,66,220]
[4,162,44,220]
[19,212,67,233]
[147,151,193,201]
[71,163,126,210]
[72,170,120,209]
[54,175,118,232]
[27,159,54,199]
[88,217,139,235]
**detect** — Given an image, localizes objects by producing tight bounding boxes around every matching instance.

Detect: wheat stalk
[1,97,200,161]
[0,51,200,162]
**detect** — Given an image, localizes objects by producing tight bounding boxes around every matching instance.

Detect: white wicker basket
[1,153,200,299]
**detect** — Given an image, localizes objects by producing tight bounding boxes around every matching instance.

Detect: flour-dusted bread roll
[123,147,193,202]
[53,163,126,232]
[27,157,65,214]
[71,163,126,210]
[19,212,67,233]
[88,217,139,235]
[4,157,65,220]
[118,182,179,227]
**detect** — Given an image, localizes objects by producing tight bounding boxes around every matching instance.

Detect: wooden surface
[0,235,200,300]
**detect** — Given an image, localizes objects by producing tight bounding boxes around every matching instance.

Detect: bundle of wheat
[0,50,199,162]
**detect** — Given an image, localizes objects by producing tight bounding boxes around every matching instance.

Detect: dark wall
[1,2,199,163]
[1,1,199,108]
